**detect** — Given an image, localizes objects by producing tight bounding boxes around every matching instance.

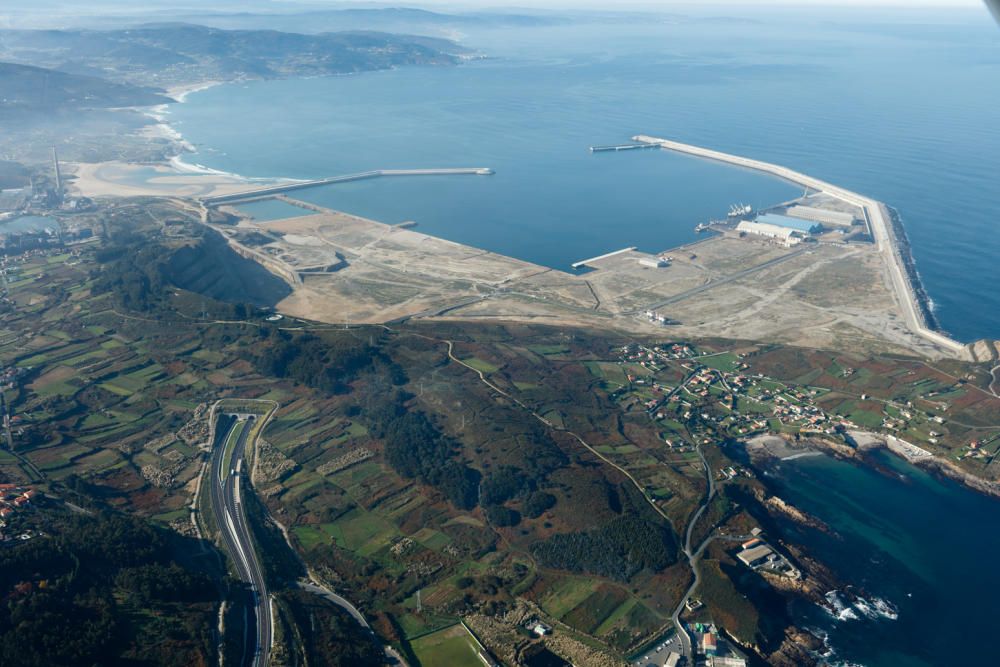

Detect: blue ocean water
[170,9,1000,341]
[235,199,311,222]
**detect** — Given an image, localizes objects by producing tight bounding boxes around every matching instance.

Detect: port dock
[202,168,494,206]
[632,134,968,359]
[590,143,659,153]
[572,247,637,269]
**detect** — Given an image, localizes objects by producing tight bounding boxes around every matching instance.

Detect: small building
[665,652,681,667]
[685,597,704,611]
[639,257,669,268]
[737,544,774,567]
[741,537,763,550]
[701,632,718,656]
[530,622,552,637]
[785,204,855,228]
[709,656,747,667]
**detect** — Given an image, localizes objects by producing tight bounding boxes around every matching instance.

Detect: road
[669,443,716,658]
[210,414,273,667]
[296,582,411,666]
[639,246,809,312]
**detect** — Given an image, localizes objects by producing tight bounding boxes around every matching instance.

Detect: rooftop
[754,213,822,234]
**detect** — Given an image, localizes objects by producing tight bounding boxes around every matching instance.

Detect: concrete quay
[201,167,494,205]
[633,135,969,359]
[589,143,659,153]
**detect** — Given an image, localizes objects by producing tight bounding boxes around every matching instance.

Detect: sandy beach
[67,161,257,198]
[66,79,276,199]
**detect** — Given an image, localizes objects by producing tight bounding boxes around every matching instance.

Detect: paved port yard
[634,135,969,360]
[205,187,960,360]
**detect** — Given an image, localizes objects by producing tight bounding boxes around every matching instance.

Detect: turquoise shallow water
[763,449,1000,667]
[170,10,1000,341]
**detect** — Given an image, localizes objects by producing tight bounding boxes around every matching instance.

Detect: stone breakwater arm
[633,135,969,359]
[201,168,493,205]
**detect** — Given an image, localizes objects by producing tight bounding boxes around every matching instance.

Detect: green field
[322,507,399,556]
[410,624,482,667]
[461,357,499,374]
[540,576,597,618]
[698,352,740,372]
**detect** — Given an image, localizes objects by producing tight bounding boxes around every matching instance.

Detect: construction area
[202,175,964,361]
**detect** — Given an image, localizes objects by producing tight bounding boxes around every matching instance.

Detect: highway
[210,414,273,667]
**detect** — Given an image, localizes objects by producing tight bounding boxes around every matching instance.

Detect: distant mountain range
[193,7,566,30]
[0,62,170,113]
[0,23,467,87]
[0,23,468,166]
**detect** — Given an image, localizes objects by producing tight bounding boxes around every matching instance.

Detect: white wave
[171,81,223,103]
[822,590,897,623]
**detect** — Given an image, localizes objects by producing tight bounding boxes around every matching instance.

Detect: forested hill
[0,62,170,113]
[0,24,466,87]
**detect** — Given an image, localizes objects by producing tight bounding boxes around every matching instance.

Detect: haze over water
[171,7,1000,342]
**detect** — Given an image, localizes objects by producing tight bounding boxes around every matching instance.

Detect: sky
[287,0,983,6]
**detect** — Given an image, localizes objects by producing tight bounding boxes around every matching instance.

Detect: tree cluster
[376,403,480,511]
[531,513,678,582]
[0,509,217,667]
[254,332,399,394]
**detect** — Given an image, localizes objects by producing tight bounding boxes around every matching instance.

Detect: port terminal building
[735,220,803,246]
[785,204,856,228]
[753,213,823,234]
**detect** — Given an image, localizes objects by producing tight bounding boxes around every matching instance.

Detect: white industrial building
[736,220,802,246]
[709,657,747,667]
[785,205,855,228]
[638,257,669,268]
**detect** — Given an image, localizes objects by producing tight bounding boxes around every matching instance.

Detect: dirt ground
[213,197,954,359]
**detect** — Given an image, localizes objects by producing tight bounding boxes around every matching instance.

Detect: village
[615,341,990,466]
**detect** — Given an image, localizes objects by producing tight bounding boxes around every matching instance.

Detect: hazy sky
[311,0,984,6]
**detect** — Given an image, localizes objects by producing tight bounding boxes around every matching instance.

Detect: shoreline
[146,80,266,183]
[759,430,1000,501]
[69,80,276,199]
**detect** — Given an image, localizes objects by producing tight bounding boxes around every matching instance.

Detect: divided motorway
[210,414,273,667]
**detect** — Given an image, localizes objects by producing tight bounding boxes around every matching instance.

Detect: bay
[169,9,1000,341]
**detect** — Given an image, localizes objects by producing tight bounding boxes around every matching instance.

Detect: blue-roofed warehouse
[753,213,823,234]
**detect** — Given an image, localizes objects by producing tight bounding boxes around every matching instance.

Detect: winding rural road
[669,444,716,658]
[210,414,273,667]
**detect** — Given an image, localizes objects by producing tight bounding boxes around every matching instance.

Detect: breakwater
[633,135,969,359]
[885,206,940,332]
[201,168,494,206]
